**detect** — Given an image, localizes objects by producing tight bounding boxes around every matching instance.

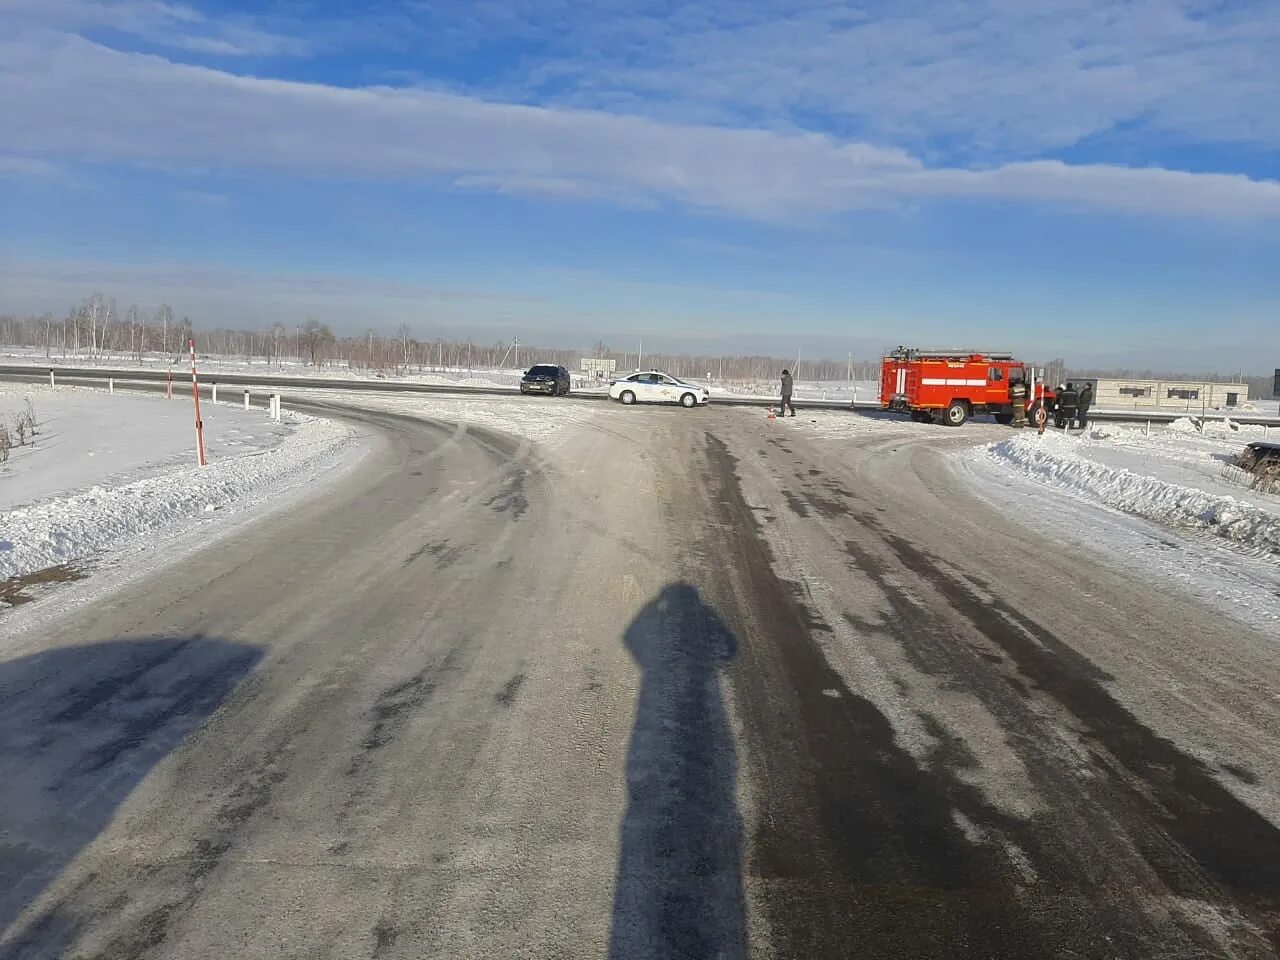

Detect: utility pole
[638,338,643,371]
[498,336,521,370]
[847,352,852,384]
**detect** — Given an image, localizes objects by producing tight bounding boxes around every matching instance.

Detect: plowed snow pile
[973,422,1280,556]
[0,383,354,582]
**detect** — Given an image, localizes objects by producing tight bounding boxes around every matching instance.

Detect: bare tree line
[1,297,1266,391]
[0,296,193,364]
[0,299,883,381]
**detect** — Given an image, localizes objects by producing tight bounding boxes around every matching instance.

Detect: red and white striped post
[189,338,207,467]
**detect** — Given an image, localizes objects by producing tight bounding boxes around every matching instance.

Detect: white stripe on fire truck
[920,378,989,386]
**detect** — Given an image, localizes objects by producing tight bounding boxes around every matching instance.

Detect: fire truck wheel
[944,401,968,427]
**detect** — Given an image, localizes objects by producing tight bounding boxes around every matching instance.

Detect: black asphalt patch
[497,673,525,706]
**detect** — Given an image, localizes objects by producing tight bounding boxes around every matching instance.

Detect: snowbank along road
[0,382,356,589]
[2,397,1279,959]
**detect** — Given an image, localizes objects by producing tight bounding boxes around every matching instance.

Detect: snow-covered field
[963,418,1280,629]
[0,382,357,592]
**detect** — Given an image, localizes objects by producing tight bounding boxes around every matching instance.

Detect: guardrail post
[212,383,218,404]
[271,394,281,421]
[243,389,250,411]
[188,338,207,467]
[108,378,114,395]
[49,369,55,388]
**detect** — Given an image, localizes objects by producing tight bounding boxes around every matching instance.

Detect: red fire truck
[880,347,1053,426]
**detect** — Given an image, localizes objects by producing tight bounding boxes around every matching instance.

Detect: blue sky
[2,0,1278,369]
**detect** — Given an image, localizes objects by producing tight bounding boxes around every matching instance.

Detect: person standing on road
[1076,382,1093,430]
[780,369,795,417]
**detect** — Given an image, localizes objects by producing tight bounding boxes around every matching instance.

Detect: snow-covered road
[297,390,604,448]
[3,398,1280,957]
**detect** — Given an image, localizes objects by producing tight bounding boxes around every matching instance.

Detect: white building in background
[580,357,617,381]
[1083,378,1249,412]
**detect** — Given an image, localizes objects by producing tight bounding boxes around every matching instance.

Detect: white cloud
[453,175,657,209]
[0,155,71,182]
[3,31,1279,221]
[904,161,1280,218]
[413,0,1280,159]
[1,0,310,57]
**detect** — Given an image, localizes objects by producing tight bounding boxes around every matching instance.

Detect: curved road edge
[0,386,377,641]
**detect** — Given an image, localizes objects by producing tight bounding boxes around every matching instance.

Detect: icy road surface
[1,401,1278,959]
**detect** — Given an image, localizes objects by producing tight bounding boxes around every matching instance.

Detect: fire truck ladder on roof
[890,347,1015,361]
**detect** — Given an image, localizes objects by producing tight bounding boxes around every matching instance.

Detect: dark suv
[520,364,571,396]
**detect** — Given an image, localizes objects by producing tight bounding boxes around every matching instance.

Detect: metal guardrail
[0,364,865,410]
[2,365,1277,426]
[1080,409,1280,428]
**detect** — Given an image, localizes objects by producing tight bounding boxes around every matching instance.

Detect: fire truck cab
[881,348,1051,427]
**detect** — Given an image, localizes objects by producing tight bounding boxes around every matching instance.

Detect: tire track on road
[694,432,1063,960]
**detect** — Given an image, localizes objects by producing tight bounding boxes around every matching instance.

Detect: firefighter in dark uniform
[1076,382,1093,430]
[1054,382,1078,429]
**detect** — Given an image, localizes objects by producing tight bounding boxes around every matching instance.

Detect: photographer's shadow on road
[0,636,261,943]
[610,582,747,960]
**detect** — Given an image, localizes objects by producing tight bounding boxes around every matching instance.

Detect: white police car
[608,371,711,408]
